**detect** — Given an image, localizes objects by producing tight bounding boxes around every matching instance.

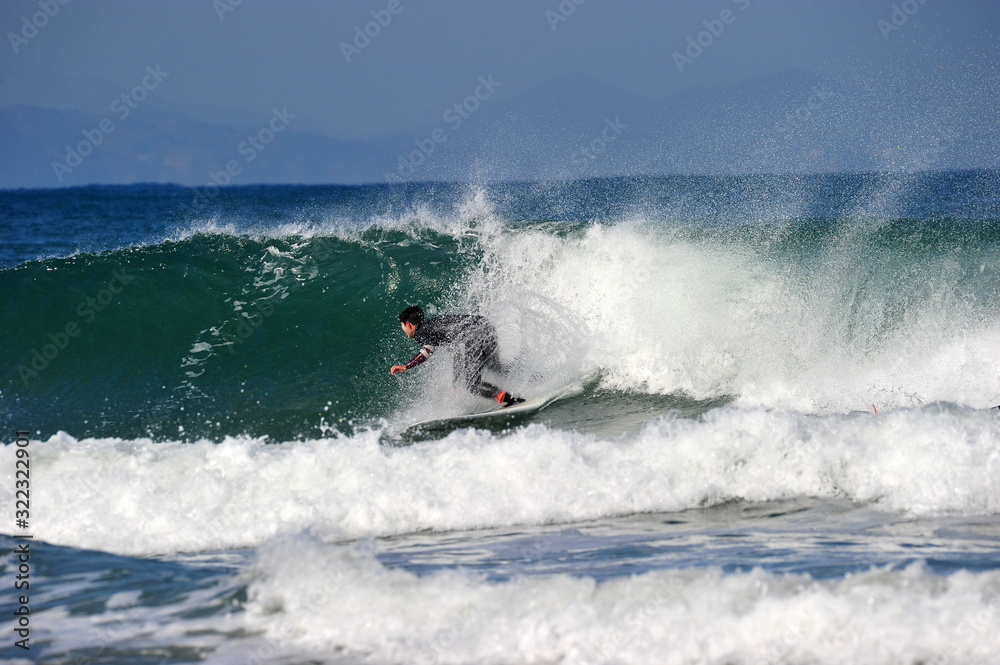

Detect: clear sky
[2,0,997,140]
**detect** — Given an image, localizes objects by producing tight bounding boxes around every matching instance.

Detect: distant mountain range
[1,71,993,189]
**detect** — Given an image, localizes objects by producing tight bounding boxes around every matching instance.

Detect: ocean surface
[2,172,1000,664]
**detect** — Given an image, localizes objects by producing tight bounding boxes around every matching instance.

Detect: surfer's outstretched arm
[390,345,435,375]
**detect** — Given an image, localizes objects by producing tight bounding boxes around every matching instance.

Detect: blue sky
[1,1,997,185]
[3,1,996,134]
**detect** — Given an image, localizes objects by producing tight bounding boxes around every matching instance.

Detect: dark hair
[398,305,424,326]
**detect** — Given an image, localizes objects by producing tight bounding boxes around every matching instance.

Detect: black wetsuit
[403,315,510,400]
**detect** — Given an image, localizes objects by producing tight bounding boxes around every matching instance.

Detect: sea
[2,171,1000,664]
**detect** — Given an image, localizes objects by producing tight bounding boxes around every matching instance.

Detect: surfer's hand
[390,365,407,375]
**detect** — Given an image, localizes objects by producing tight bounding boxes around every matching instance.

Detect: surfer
[391,305,525,406]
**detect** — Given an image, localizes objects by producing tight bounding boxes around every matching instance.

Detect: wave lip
[5,404,998,556]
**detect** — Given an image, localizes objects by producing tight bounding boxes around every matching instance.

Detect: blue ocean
[2,172,1000,663]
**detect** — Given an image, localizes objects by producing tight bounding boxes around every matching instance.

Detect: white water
[5,402,998,556]
[11,537,999,665]
[242,539,1000,665]
[463,218,1000,414]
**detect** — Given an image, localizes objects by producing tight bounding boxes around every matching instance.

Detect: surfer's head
[399,305,423,338]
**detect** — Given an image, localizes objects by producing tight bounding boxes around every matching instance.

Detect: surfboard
[401,385,578,439]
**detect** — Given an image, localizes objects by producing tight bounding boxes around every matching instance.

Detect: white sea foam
[241,538,1000,665]
[12,538,999,664]
[4,403,998,556]
[465,218,1000,413]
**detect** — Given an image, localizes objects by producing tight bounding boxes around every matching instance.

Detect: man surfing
[391,305,525,406]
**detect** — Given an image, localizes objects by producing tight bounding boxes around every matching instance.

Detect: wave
[10,534,998,664]
[5,177,1000,441]
[239,539,1000,665]
[4,403,998,556]
[1,226,469,440]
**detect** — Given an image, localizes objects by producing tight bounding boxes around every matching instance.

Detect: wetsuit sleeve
[404,344,435,370]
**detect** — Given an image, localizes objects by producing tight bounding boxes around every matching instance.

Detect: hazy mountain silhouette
[1,71,986,189]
